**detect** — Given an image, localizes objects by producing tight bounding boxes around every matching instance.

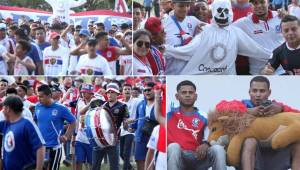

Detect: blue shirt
[37,42,51,52]
[109,37,121,47]
[34,102,76,147]
[131,99,155,143]
[27,42,42,63]
[0,118,45,170]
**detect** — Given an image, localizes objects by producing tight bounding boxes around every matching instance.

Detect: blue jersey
[37,42,51,52]
[27,42,42,63]
[34,102,76,147]
[0,118,45,170]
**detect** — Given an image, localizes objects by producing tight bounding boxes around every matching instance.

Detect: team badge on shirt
[107,51,112,58]
[50,58,57,65]
[52,109,58,116]
[87,68,94,75]
[275,25,281,33]
[192,118,200,128]
[4,131,15,152]
[187,23,192,29]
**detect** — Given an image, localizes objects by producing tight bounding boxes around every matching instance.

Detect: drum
[85,107,117,148]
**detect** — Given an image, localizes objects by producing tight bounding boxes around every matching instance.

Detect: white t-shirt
[132,56,153,75]
[289,5,300,20]
[75,99,90,144]
[0,107,33,121]
[23,99,34,109]
[119,55,132,75]
[0,37,15,53]
[76,54,112,75]
[120,97,142,136]
[163,15,202,74]
[43,45,70,75]
[145,103,154,118]
[14,56,34,75]
[147,125,167,170]
[233,11,285,75]
[0,45,7,75]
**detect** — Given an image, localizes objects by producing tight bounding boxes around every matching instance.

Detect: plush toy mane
[209,100,256,138]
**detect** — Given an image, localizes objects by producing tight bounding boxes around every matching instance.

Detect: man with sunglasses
[162,0,204,75]
[131,82,158,170]
[92,82,130,170]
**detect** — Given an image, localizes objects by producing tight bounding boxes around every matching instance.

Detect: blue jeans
[92,144,120,170]
[167,143,227,170]
[120,134,134,170]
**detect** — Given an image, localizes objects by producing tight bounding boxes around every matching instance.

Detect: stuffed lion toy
[207,100,300,167]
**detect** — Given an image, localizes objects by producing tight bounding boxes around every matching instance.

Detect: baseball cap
[81,83,94,94]
[5,18,12,24]
[0,23,6,30]
[50,32,60,40]
[121,23,129,30]
[144,17,163,35]
[51,85,62,92]
[88,21,95,26]
[106,83,120,94]
[79,29,90,37]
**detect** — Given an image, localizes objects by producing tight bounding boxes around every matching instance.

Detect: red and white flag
[114,0,129,13]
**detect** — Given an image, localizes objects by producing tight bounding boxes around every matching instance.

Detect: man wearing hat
[92,82,130,170]
[163,0,203,74]
[74,83,95,169]
[69,29,90,66]
[43,32,70,75]
[50,84,62,102]
[0,23,15,55]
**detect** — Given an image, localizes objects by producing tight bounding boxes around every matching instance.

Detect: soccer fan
[43,32,70,75]
[14,40,36,75]
[262,15,300,75]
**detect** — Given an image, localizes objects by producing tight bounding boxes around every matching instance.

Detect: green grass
[60,163,111,170]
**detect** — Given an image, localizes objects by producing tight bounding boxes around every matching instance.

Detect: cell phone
[260,100,272,107]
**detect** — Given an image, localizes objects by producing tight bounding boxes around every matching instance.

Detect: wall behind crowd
[167,76,300,114]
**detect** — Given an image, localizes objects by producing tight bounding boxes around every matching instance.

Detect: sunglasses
[144,88,152,92]
[136,41,150,48]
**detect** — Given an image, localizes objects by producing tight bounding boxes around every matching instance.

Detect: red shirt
[232,3,253,22]
[62,88,79,115]
[27,95,38,104]
[97,47,118,62]
[167,108,207,151]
